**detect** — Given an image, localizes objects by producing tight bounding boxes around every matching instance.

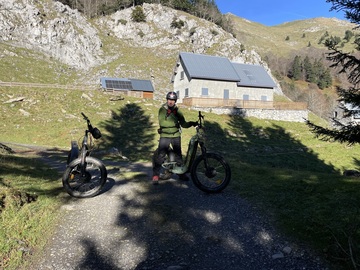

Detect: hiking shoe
[152,175,159,185]
[178,174,190,181]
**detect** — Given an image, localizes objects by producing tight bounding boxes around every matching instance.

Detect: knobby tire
[191,152,231,193]
[62,156,107,198]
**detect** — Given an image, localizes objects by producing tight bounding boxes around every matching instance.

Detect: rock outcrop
[0,1,264,70]
[0,0,103,69]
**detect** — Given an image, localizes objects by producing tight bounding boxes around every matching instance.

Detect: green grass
[212,115,360,269]
[0,154,64,270]
[1,87,360,269]
[0,43,76,84]
[1,8,359,269]
[231,16,356,58]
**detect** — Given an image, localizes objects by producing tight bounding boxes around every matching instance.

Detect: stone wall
[191,106,308,122]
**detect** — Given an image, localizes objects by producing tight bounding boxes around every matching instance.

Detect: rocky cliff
[0,0,102,69]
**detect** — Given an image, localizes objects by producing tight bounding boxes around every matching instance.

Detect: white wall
[173,63,274,103]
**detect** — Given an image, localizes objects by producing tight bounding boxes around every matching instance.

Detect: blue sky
[216,0,347,26]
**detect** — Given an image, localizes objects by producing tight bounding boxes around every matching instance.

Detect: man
[152,91,197,185]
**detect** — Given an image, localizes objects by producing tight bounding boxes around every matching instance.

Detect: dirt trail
[7,143,329,270]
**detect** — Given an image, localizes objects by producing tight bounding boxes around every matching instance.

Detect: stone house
[171,52,277,105]
[171,52,308,122]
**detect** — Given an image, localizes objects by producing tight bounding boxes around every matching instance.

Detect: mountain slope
[229,14,356,58]
[227,14,355,57]
[0,1,267,99]
[0,0,356,102]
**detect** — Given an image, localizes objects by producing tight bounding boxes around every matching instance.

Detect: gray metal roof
[179,52,241,82]
[232,63,277,88]
[100,77,154,92]
[178,52,276,88]
[130,78,154,92]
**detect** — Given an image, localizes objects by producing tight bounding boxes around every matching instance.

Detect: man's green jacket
[158,104,192,138]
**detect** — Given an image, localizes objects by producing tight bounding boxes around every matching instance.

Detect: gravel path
[9,144,329,270]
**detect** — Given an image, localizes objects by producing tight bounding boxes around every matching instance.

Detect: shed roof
[100,77,154,92]
[130,79,155,92]
[178,52,276,88]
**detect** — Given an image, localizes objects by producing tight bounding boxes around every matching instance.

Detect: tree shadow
[99,103,156,162]
[78,171,329,269]
[0,102,156,199]
[14,108,357,269]
[0,148,65,196]
[223,114,339,173]
[68,111,348,269]
[352,157,360,169]
[77,239,120,270]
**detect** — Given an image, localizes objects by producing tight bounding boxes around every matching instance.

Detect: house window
[185,88,189,97]
[261,95,267,101]
[201,88,209,96]
[243,94,249,100]
[223,89,229,99]
[176,91,180,99]
[180,71,184,80]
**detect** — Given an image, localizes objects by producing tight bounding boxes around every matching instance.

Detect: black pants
[153,136,182,176]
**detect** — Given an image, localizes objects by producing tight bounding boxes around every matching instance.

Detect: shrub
[119,19,127,25]
[138,30,145,38]
[211,29,218,36]
[131,6,146,23]
[240,44,245,52]
[170,18,185,29]
[189,27,196,37]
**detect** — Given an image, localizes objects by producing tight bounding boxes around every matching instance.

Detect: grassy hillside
[0,43,76,84]
[1,86,360,269]
[2,7,360,269]
[228,15,358,120]
[231,16,356,57]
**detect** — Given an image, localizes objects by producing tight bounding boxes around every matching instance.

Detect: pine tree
[313,59,325,87]
[344,30,354,42]
[306,0,360,145]
[289,55,302,80]
[131,5,146,22]
[303,56,316,83]
[323,68,332,88]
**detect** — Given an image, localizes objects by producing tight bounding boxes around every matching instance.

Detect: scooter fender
[167,150,187,174]
[171,166,187,175]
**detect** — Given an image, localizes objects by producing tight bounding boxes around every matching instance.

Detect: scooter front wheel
[191,153,231,193]
[62,156,107,198]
